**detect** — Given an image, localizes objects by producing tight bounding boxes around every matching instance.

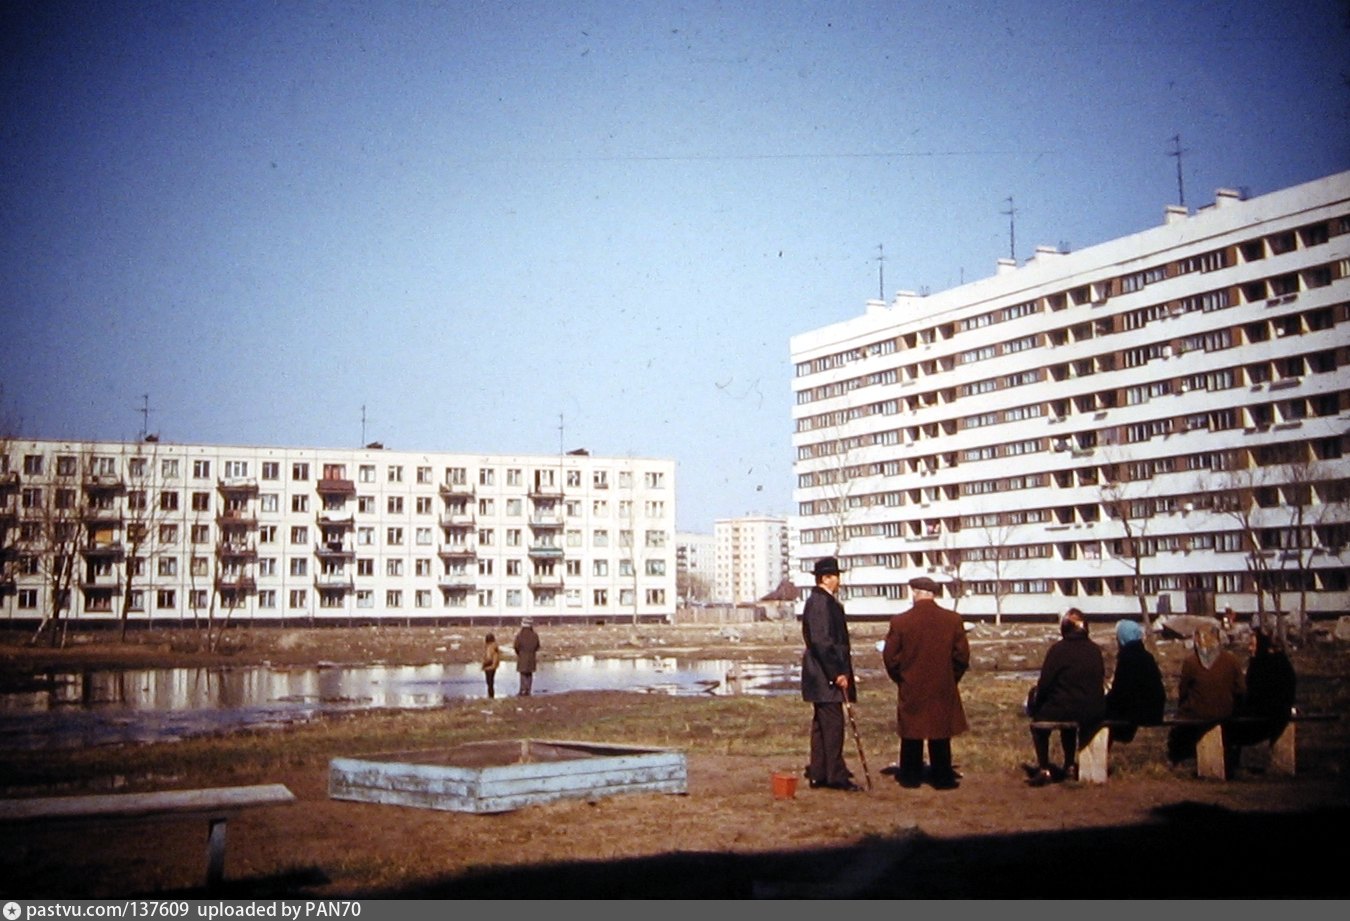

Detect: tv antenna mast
[1001,196,1018,263]
[1167,134,1188,206]
[135,394,153,441]
[876,244,885,301]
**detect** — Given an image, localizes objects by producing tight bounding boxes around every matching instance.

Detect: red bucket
[771,772,798,799]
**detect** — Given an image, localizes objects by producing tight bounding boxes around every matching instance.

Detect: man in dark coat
[881,576,970,790]
[800,556,860,792]
[513,619,540,696]
[1026,608,1106,785]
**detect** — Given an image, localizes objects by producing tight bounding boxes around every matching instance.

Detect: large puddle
[0,657,797,750]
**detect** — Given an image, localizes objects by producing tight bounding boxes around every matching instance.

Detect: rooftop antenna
[135,394,153,441]
[1167,134,1188,206]
[1001,196,1018,263]
[876,244,885,300]
[361,404,368,447]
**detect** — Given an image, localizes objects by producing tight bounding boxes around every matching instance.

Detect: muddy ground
[1,620,1348,899]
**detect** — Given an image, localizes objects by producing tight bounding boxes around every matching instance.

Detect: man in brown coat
[881,576,970,789]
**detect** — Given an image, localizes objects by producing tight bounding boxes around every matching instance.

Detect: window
[386,558,404,577]
[387,496,404,514]
[416,496,433,514]
[290,526,308,544]
[224,460,249,478]
[415,527,433,545]
[415,558,432,577]
[193,459,211,479]
[157,589,176,610]
[479,468,495,486]
[416,590,432,608]
[506,528,522,547]
[157,556,178,577]
[386,590,403,608]
[17,589,38,609]
[417,466,432,484]
[159,523,179,543]
[189,589,208,610]
[258,557,277,576]
[388,465,403,483]
[594,529,609,547]
[645,588,666,605]
[160,459,180,479]
[128,457,147,478]
[506,498,523,516]
[191,491,211,511]
[593,470,609,489]
[291,462,309,481]
[190,524,210,544]
[477,528,493,546]
[290,494,309,513]
[387,527,404,545]
[505,589,523,608]
[506,559,521,576]
[358,527,375,545]
[358,496,375,513]
[506,468,522,486]
[478,498,495,516]
[289,590,308,609]
[593,559,608,576]
[291,558,308,576]
[261,461,280,480]
[55,455,77,476]
[160,491,179,511]
[358,465,376,483]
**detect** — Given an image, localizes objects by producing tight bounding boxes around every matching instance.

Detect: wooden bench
[1031,714,1338,784]
[0,783,296,889]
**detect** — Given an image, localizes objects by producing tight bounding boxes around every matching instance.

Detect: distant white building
[714,515,790,605]
[790,172,1350,622]
[675,531,716,604]
[0,439,676,624]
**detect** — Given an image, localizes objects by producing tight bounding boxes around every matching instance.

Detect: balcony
[312,575,354,592]
[528,513,564,529]
[527,483,564,499]
[527,545,564,559]
[216,576,258,594]
[437,544,477,560]
[217,541,258,561]
[0,472,19,491]
[216,509,258,527]
[81,541,126,561]
[437,576,476,592]
[217,477,259,495]
[79,575,122,592]
[314,540,355,561]
[316,478,356,497]
[438,483,474,500]
[527,573,564,589]
[317,513,355,529]
[82,474,125,494]
[80,506,123,524]
[438,512,476,528]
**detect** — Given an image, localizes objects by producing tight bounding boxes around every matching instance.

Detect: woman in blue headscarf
[1104,619,1166,743]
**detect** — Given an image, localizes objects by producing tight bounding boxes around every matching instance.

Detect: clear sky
[2,1,1347,532]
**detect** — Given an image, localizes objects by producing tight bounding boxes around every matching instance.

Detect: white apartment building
[791,171,1350,622]
[713,515,790,605]
[675,531,716,604]
[0,440,676,625]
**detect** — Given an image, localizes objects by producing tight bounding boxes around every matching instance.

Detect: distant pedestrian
[800,556,861,792]
[481,633,501,699]
[881,576,970,790]
[513,618,540,696]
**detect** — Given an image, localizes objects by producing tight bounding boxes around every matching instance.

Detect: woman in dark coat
[1026,609,1105,785]
[1104,619,1165,743]
[1228,627,1297,749]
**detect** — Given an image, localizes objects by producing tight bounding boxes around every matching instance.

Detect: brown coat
[882,599,971,739]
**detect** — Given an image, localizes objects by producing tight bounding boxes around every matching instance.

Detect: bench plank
[0,783,296,823]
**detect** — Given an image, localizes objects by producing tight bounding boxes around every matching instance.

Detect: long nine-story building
[791,171,1350,622]
[0,441,677,624]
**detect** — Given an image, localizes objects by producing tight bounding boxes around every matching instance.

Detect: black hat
[909,576,940,593]
[812,557,841,578]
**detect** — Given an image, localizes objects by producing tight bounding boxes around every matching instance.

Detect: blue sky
[2,0,1347,532]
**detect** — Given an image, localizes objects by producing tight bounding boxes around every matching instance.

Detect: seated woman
[1226,628,1297,764]
[1026,609,1105,786]
[1104,619,1165,743]
[1166,623,1245,765]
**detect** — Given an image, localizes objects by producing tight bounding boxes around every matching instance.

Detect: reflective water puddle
[0,658,797,750]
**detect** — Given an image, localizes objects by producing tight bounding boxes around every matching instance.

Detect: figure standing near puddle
[482,633,501,699]
[514,618,540,696]
[801,556,861,792]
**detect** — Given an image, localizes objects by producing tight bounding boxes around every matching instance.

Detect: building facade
[674,531,716,605]
[0,440,676,625]
[713,515,790,605]
[791,172,1350,622]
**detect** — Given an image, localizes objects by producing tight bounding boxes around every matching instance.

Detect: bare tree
[27,448,85,647]
[1099,474,1154,640]
[117,441,162,641]
[1218,466,1285,644]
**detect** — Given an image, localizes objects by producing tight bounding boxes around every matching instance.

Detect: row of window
[4,455,668,491]
[793,216,1348,381]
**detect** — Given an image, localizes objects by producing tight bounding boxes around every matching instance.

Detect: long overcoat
[513,626,540,674]
[800,586,856,703]
[881,599,970,739]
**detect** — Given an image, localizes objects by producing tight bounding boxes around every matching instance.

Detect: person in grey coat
[513,619,540,696]
[800,557,861,792]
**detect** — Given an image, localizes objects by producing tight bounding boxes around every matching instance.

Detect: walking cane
[841,686,873,791]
